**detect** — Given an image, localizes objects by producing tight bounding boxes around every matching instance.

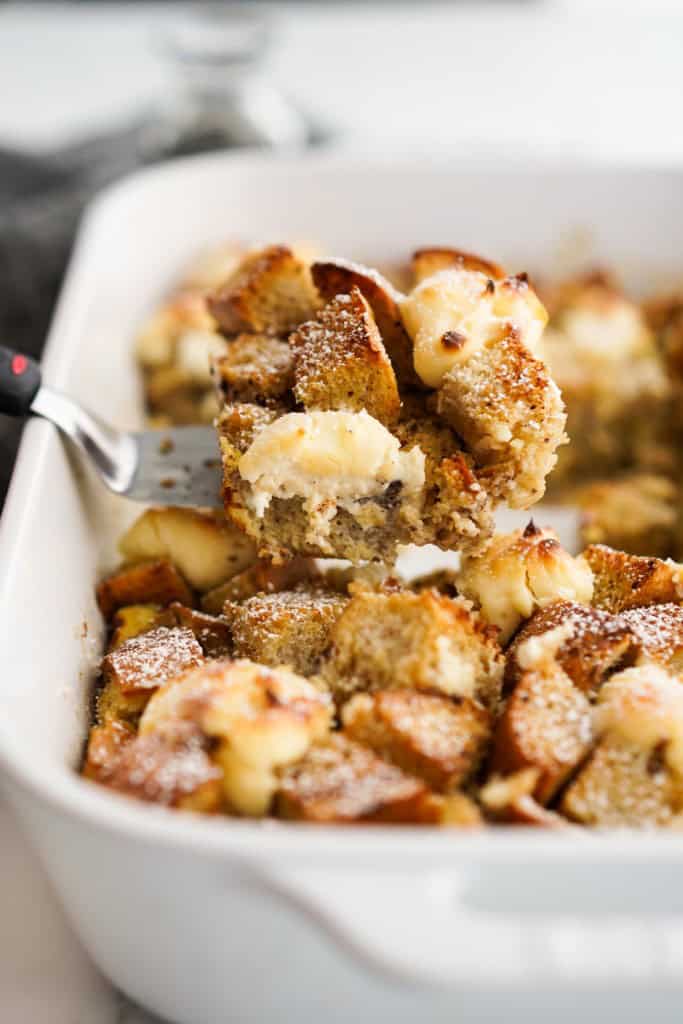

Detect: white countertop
[3,2,683,1021]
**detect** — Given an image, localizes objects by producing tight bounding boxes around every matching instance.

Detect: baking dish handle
[249,858,683,987]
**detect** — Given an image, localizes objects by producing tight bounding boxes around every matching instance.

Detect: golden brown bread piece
[96,561,194,620]
[583,544,683,613]
[320,588,503,707]
[572,473,678,558]
[225,586,348,676]
[561,664,683,826]
[411,247,505,285]
[436,325,567,508]
[118,507,257,594]
[208,245,318,336]
[491,670,592,805]
[505,601,634,699]
[200,556,320,612]
[561,736,681,827]
[140,659,332,816]
[310,258,417,387]
[620,603,683,672]
[109,604,161,649]
[212,333,295,406]
[276,734,438,824]
[457,523,594,644]
[290,288,401,426]
[153,603,232,659]
[101,626,204,696]
[82,719,134,783]
[342,689,491,792]
[94,722,224,812]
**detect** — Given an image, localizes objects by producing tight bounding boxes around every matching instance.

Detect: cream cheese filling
[238,409,426,522]
[400,267,548,388]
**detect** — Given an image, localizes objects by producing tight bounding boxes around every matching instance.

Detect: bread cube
[311,258,417,387]
[621,604,683,672]
[82,719,134,783]
[411,247,505,285]
[290,288,400,426]
[212,333,295,406]
[491,622,593,806]
[109,603,161,649]
[97,722,223,811]
[140,659,332,816]
[226,586,348,676]
[200,556,319,613]
[276,735,438,824]
[491,658,592,805]
[457,523,594,644]
[437,326,566,508]
[505,600,634,699]
[342,689,491,792]
[583,544,683,613]
[208,245,318,336]
[119,507,256,593]
[101,626,203,697]
[154,603,232,659]
[321,588,503,707]
[561,664,683,826]
[96,560,193,620]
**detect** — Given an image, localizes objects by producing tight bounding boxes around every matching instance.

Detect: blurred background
[1,0,682,502]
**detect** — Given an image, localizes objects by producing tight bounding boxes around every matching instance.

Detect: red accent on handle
[11,354,27,376]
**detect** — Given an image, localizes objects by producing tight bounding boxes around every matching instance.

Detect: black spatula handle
[0,346,42,417]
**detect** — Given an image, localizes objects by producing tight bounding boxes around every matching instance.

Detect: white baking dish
[3,152,683,1024]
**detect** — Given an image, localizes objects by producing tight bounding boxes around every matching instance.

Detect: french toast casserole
[82,241,683,828]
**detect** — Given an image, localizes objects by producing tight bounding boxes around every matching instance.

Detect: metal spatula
[0,346,222,506]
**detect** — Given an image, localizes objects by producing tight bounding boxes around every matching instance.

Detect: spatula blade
[125,426,223,506]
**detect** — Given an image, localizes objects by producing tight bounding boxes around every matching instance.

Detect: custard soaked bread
[213,245,566,561]
[85,523,683,828]
[81,236,683,830]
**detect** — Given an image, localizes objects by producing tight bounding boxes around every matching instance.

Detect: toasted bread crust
[276,735,437,823]
[342,689,491,792]
[226,586,348,676]
[561,735,680,826]
[321,588,503,707]
[437,327,567,508]
[290,288,400,426]
[311,259,418,387]
[583,545,683,613]
[208,245,318,336]
[96,561,194,620]
[153,603,232,659]
[505,601,634,698]
[411,247,505,285]
[491,664,592,805]
[101,626,204,695]
[96,722,224,811]
[212,333,295,406]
